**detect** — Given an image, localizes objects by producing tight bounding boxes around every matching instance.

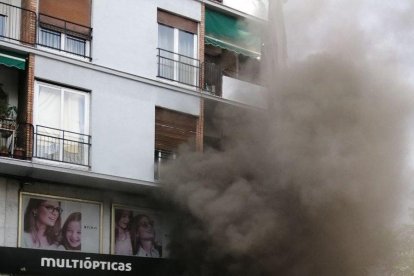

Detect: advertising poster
[111,205,169,258]
[19,192,102,253]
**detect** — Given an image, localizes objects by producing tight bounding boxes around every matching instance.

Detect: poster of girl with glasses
[112,205,168,258]
[19,192,102,253]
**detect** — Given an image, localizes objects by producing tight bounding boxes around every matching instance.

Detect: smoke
[159,1,414,275]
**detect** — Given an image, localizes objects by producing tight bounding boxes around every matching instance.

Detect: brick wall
[25,53,35,159]
[20,0,37,45]
[196,3,206,152]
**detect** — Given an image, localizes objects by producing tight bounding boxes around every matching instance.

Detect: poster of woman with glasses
[19,192,102,253]
[111,205,168,258]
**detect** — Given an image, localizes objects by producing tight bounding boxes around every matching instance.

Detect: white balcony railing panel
[222,76,267,108]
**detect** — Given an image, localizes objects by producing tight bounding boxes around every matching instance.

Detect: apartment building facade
[0,0,266,274]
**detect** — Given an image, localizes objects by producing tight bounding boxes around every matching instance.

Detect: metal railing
[156,49,225,96]
[34,125,91,167]
[0,3,92,59]
[0,2,36,45]
[0,120,33,160]
[157,48,200,87]
[154,149,176,180]
[38,13,92,59]
[202,61,223,96]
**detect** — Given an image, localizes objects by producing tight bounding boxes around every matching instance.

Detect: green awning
[205,8,261,58]
[0,50,26,70]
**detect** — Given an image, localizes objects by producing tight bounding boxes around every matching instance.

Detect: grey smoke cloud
[160,1,414,275]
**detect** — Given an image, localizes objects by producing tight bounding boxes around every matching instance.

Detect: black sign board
[0,246,180,275]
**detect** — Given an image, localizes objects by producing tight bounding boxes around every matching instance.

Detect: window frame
[38,27,90,59]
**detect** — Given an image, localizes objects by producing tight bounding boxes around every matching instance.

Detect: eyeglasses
[41,204,63,214]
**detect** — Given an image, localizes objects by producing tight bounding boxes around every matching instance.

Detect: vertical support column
[21,0,37,45]
[25,53,35,159]
[196,3,205,152]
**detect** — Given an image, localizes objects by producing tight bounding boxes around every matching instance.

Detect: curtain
[178,30,195,84]
[0,16,4,37]
[158,24,174,80]
[63,91,85,162]
[37,86,61,157]
[66,36,86,56]
[40,28,61,49]
[38,86,61,130]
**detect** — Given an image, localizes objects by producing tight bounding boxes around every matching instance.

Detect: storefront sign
[0,247,177,275]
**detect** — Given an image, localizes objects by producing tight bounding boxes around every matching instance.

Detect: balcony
[37,13,92,59]
[0,2,92,59]
[0,2,36,45]
[0,123,91,167]
[34,125,91,167]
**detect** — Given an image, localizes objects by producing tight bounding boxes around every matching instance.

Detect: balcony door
[157,10,198,86]
[35,82,90,166]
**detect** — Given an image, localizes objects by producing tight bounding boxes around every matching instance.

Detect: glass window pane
[178,30,196,85]
[37,86,62,161]
[0,15,5,37]
[39,28,61,49]
[178,30,194,57]
[158,24,175,80]
[158,24,174,51]
[65,36,86,56]
[38,85,61,130]
[63,91,85,134]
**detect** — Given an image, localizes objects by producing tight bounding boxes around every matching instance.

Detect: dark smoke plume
[159,1,414,275]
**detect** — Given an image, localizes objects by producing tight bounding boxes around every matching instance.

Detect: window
[0,15,5,37]
[38,0,91,58]
[37,13,91,58]
[157,10,199,86]
[34,82,90,166]
[38,27,88,57]
[66,35,86,56]
[154,107,197,180]
[39,28,61,49]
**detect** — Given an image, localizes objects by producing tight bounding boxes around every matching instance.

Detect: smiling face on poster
[111,205,169,258]
[19,193,102,253]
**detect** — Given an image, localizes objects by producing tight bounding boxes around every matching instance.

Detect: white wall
[91,0,201,79]
[35,56,200,182]
[0,177,19,248]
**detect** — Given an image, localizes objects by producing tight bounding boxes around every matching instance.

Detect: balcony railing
[34,125,91,167]
[154,149,176,180]
[0,2,92,59]
[156,50,225,96]
[38,13,92,59]
[202,61,223,96]
[0,2,36,45]
[157,48,200,88]
[0,120,33,160]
